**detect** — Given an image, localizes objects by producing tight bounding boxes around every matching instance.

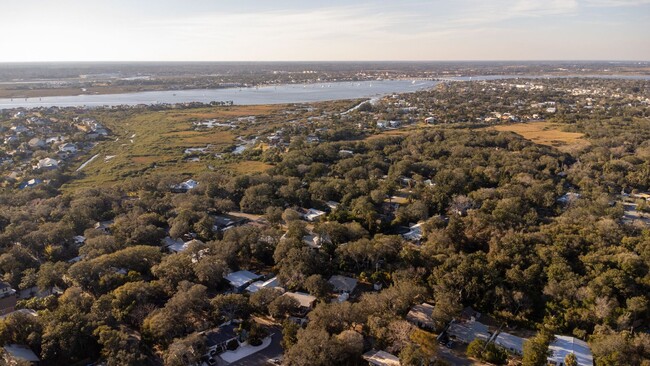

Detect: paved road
[229,326,283,366]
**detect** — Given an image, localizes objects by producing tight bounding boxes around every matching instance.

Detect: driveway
[229,326,283,366]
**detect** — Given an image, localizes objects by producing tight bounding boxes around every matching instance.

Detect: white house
[547,335,594,366]
[58,143,78,153]
[402,223,423,242]
[303,208,326,222]
[494,331,526,355]
[362,349,401,366]
[36,158,59,170]
[225,270,262,292]
[246,276,282,293]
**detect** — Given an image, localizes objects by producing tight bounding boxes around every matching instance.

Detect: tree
[95,326,146,366]
[249,288,282,314]
[281,320,300,350]
[400,343,428,366]
[211,294,250,322]
[304,274,332,300]
[269,295,300,319]
[522,332,552,366]
[163,333,206,366]
[564,353,578,366]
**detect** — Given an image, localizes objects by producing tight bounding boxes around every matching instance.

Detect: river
[0,75,648,110]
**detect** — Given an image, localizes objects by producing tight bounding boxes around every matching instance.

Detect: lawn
[488,121,590,153]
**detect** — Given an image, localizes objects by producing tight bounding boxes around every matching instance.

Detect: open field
[487,121,590,153]
[62,105,291,190]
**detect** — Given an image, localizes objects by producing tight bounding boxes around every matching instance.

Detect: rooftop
[328,275,358,293]
[3,344,40,362]
[362,349,401,366]
[225,270,262,289]
[548,335,594,366]
[283,292,317,308]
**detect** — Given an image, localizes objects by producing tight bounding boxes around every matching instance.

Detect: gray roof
[3,344,40,362]
[328,275,358,293]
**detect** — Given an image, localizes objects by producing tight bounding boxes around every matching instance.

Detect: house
[0,309,38,320]
[58,143,77,153]
[162,236,186,253]
[94,220,114,234]
[35,158,58,170]
[448,318,491,344]
[425,116,436,124]
[557,192,580,205]
[204,324,239,354]
[339,149,354,156]
[376,120,389,129]
[212,214,247,232]
[362,349,401,366]
[328,275,358,294]
[303,208,326,222]
[283,292,316,314]
[0,282,17,316]
[302,232,331,250]
[2,344,40,365]
[325,201,340,210]
[494,331,526,355]
[547,335,594,366]
[225,270,262,292]
[18,179,42,190]
[246,276,282,293]
[406,303,435,330]
[171,179,199,193]
[73,235,86,245]
[402,223,423,242]
[27,138,45,149]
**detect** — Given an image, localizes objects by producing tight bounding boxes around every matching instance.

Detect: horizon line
[1,59,649,64]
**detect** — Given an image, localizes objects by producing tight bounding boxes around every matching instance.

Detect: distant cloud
[583,0,650,6]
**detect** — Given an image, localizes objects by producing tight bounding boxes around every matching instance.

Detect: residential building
[362,349,401,366]
[2,344,40,365]
[246,276,282,293]
[328,275,358,294]
[406,303,435,330]
[0,282,17,316]
[548,335,594,366]
[225,270,262,292]
[493,331,526,355]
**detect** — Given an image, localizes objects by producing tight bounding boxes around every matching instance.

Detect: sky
[1,0,649,62]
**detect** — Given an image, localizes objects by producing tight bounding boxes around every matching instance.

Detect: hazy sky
[2,0,649,61]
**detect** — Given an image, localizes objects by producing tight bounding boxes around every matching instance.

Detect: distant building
[302,208,326,222]
[246,276,282,293]
[0,282,17,316]
[402,223,423,242]
[448,318,491,344]
[282,292,317,315]
[2,344,40,365]
[36,158,58,170]
[27,138,45,149]
[18,179,42,190]
[494,331,526,355]
[406,303,435,330]
[171,179,199,192]
[58,143,77,153]
[328,275,358,294]
[362,349,401,366]
[548,335,594,366]
[225,270,262,292]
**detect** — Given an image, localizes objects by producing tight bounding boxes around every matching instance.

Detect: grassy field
[488,121,590,153]
[63,105,289,189]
